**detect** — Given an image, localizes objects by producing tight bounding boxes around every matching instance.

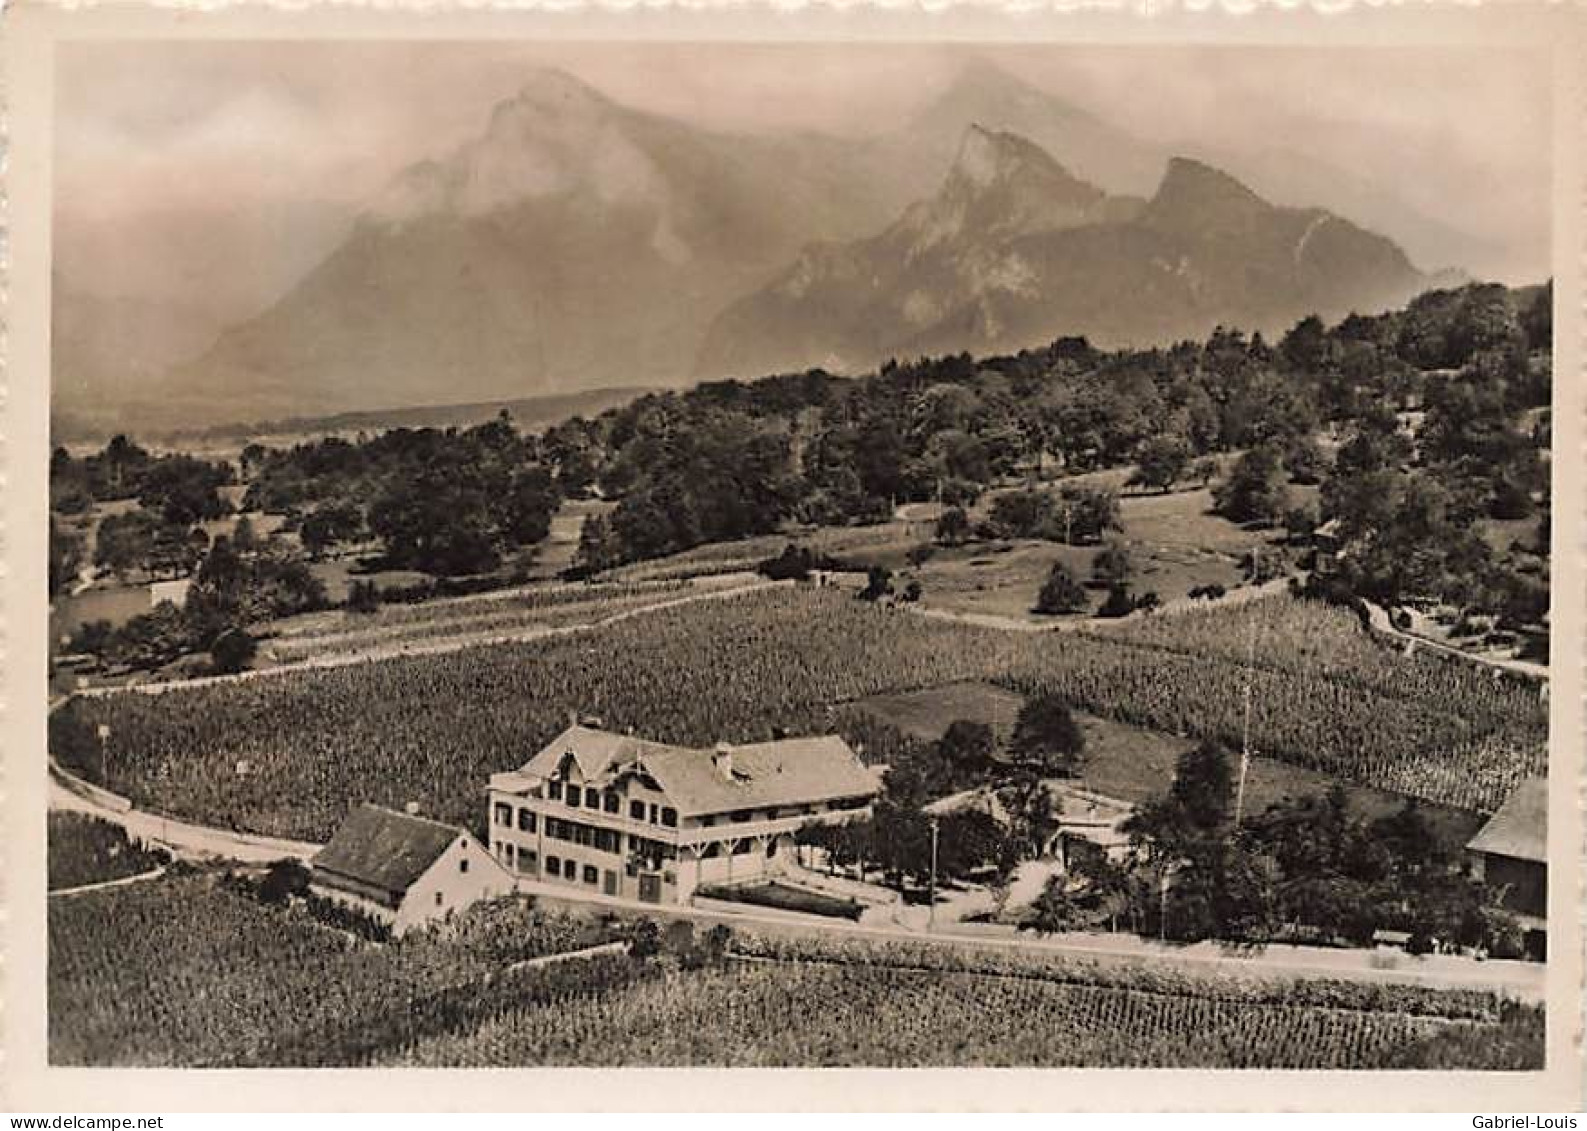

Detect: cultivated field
[851,681,1485,841]
[262,579,693,664]
[47,812,167,891]
[390,931,1541,1070]
[48,876,624,1067]
[50,586,1545,840]
[48,874,1541,1069]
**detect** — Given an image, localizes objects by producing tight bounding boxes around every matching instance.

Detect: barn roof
[311,803,466,900]
[1467,778,1548,864]
[509,724,881,817]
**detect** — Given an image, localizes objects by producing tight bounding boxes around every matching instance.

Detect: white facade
[487,726,880,905]
[312,826,511,935]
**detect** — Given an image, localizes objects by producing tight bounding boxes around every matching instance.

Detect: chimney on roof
[712,742,734,780]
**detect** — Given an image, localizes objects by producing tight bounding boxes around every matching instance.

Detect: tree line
[815,692,1525,957]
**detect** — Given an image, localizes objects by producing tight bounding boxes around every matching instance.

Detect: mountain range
[54,61,1457,436]
[700,129,1428,375]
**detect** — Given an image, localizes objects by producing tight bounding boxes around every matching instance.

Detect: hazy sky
[55,40,1552,324]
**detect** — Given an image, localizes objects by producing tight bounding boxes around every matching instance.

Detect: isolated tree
[934,506,972,546]
[1034,561,1088,615]
[1010,694,1086,777]
[184,536,247,645]
[1214,445,1291,526]
[625,917,662,959]
[989,489,1053,540]
[1192,456,1220,488]
[1171,741,1237,833]
[760,543,813,582]
[1091,540,1134,588]
[936,809,1019,884]
[1096,583,1136,619]
[209,627,257,675]
[1131,434,1191,494]
[938,720,995,775]
[859,565,895,602]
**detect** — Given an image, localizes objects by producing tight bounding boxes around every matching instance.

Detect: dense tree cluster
[1030,740,1525,954]
[70,534,327,673]
[52,438,236,584]
[544,282,1550,576]
[1314,290,1551,620]
[241,413,560,575]
[51,436,233,518]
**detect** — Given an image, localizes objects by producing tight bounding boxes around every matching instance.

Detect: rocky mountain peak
[949,125,1052,190]
[1145,156,1271,231]
[900,126,1105,254]
[371,68,663,223]
[485,68,612,138]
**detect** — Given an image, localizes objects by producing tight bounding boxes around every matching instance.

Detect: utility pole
[1159,867,1170,942]
[96,722,112,784]
[928,815,940,931]
[1234,546,1259,826]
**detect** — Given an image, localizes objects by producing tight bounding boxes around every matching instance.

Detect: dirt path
[906,576,1293,634]
[504,940,627,974]
[1362,599,1548,681]
[48,865,168,899]
[49,763,323,864]
[76,578,789,700]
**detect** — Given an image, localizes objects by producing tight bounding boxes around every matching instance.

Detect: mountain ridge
[697,127,1427,377]
[66,61,1464,434]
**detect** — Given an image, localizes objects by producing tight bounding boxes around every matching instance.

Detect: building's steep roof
[1467,777,1548,864]
[511,724,881,817]
[311,803,466,899]
[520,724,683,782]
[645,736,880,816]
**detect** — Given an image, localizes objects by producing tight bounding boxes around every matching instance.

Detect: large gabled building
[310,803,511,934]
[487,723,882,904]
[1467,776,1548,959]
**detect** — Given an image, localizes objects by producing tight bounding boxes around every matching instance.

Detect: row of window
[544,779,680,827]
[494,842,615,892]
[499,787,680,829]
[544,816,623,854]
[493,814,678,864]
[492,792,871,837]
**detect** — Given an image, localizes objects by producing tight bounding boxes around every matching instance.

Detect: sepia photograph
[4,2,1584,1111]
